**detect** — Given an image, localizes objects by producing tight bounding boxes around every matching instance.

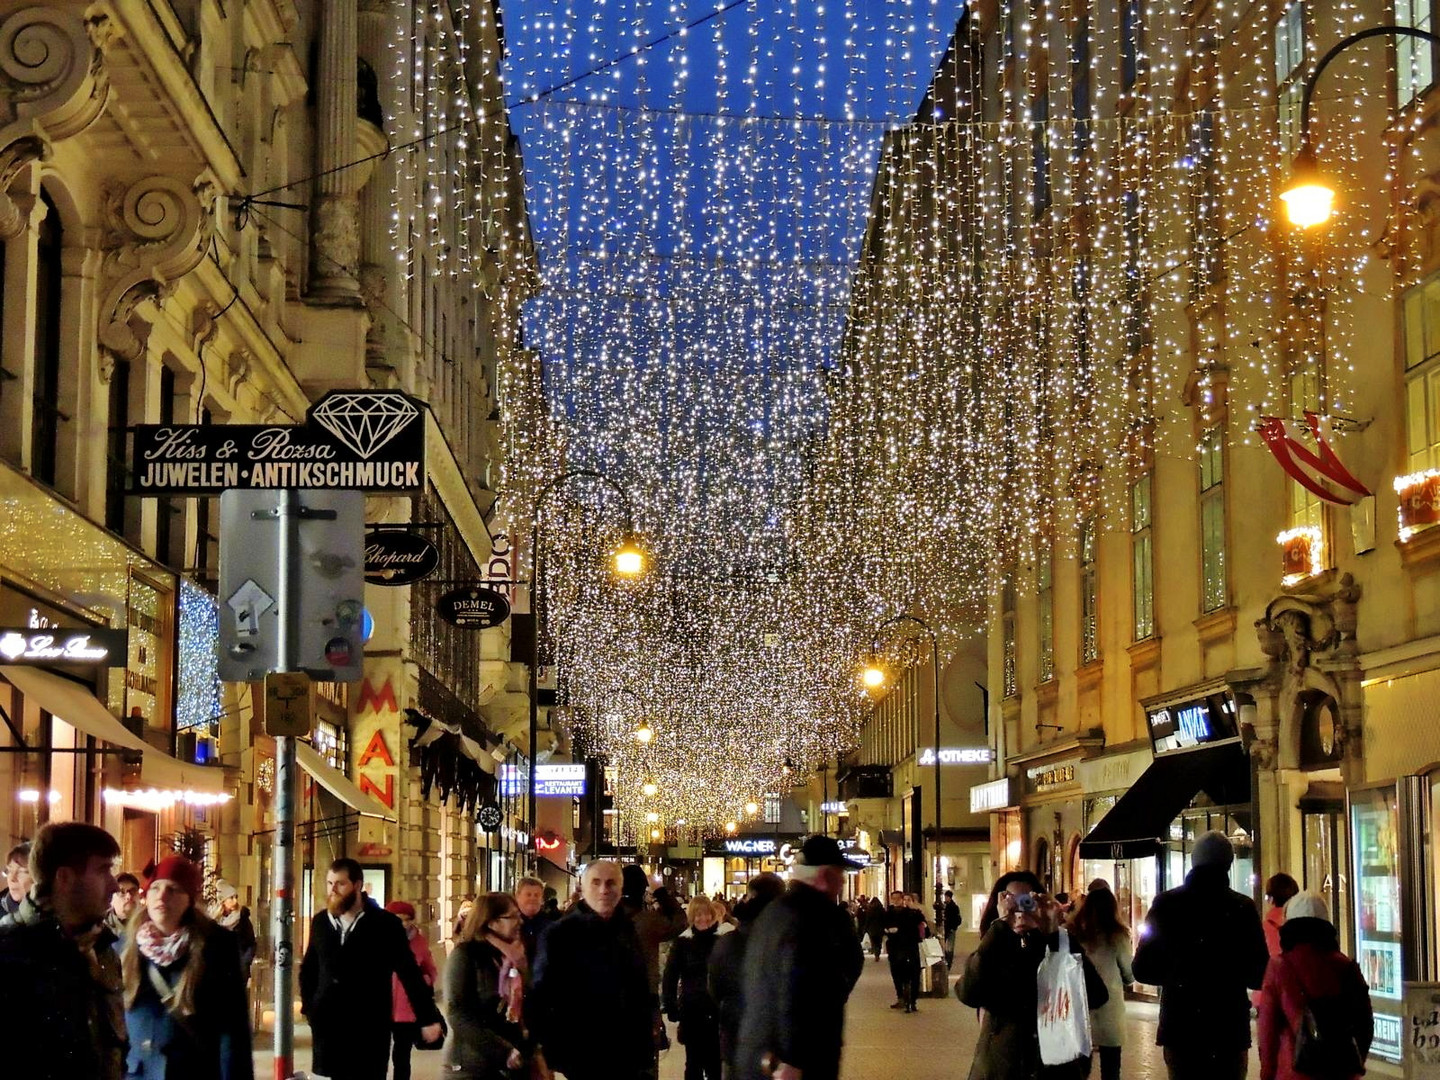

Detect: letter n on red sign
[359,773,394,809]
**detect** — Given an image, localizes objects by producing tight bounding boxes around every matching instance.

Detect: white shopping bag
[1035,929,1092,1066]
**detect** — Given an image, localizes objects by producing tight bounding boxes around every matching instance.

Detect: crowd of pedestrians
[0,820,1382,1080]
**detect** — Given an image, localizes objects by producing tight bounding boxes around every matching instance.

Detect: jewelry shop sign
[129,390,425,495]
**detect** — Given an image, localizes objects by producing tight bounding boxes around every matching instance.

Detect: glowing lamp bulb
[650,828,661,840]
[1279,147,1335,228]
[744,801,759,816]
[612,535,649,578]
[861,665,886,690]
[725,821,738,834]
[632,721,655,745]
[645,811,660,823]
[642,781,659,797]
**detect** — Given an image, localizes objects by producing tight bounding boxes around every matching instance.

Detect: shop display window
[1350,785,1403,1063]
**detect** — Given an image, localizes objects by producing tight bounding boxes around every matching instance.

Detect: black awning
[1078,741,1250,860]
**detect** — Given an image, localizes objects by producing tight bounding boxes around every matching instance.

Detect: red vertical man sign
[354,672,399,810]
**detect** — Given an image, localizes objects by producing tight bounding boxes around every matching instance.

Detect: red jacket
[392,927,439,1023]
[1257,938,1373,1080]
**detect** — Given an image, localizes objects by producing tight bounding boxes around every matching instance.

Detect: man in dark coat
[1132,830,1269,1080]
[515,875,556,963]
[531,859,655,1080]
[0,822,127,1080]
[884,890,926,1012]
[299,858,442,1080]
[735,836,864,1080]
[709,873,784,1079]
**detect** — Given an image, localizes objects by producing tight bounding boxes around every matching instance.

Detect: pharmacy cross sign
[128,390,425,496]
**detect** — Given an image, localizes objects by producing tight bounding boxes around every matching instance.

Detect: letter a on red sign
[358,730,394,768]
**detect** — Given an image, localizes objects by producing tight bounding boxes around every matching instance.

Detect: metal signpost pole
[931,634,942,939]
[273,489,298,1080]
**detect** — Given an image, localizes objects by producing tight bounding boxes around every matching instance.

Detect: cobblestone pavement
[255,938,1261,1079]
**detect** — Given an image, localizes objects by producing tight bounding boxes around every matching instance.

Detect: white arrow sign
[227,578,275,638]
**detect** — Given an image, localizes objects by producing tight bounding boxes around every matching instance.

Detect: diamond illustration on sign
[227,579,275,638]
[0,633,25,661]
[310,393,419,460]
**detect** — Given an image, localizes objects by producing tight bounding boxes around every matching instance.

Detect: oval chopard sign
[364,531,440,586]
[435,586,511,629]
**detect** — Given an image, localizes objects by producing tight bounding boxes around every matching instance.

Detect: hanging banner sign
[0,626,127,666]
[364,530,440,586]
[436,586,511,629]
[129,390,425,496]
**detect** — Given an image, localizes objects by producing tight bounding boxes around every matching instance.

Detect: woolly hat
[385,899,416,919]
[146,855,204,899]
[1190,830,1234,870]
[621,863,650,900]
[1285,891,1331,924]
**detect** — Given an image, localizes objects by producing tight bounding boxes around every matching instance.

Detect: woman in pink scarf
[445,892,547,1078]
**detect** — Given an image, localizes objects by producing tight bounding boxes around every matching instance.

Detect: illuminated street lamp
[633,721,655,745]
[641,780,659,797]
[860,662,887,691]
[724,820,738,834]
[612,533,650,578]
[744,800,759,817]
[1281,25,1440,228]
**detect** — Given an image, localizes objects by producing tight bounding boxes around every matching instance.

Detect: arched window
[1297,690,1343,769]
[32,192,63,486]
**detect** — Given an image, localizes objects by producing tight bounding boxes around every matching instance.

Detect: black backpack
[1291,968,1364,1078]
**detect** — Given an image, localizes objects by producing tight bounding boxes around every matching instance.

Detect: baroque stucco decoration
[0,6,115,237]
[1254,571,1362,775]
[97,173,217,362]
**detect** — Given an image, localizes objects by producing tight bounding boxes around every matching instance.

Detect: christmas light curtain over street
[495,0,964,834]
[489,0,1420,834]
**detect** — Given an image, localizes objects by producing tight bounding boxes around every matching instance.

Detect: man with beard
[531,860,654,1080]
[300,858,443,1080]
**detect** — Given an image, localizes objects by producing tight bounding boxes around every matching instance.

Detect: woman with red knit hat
[385,899,439,1080]
[120,855,252,1079]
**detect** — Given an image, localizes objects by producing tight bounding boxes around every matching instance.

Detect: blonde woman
[121,856,252,1079]
[662,895,733,1080]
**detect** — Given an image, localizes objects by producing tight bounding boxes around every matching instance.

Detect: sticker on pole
[227,579,275,638]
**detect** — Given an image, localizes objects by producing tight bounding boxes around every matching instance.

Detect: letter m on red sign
[358,677,398,714]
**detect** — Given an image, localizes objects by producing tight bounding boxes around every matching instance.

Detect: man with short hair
[941,888,962,967]
[1,843,31,918]
[736,837,864,1080]
[0,822,126,1079]
[299,857,443,1080]
[884,890,925,1012]
[1132,830,1269,1080]
[103,871,140,939]
[531,860,654,1080]
[515,875,554,962]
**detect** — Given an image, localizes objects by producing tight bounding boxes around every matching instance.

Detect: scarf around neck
[485,933,528,1024]
[137,919,192,968]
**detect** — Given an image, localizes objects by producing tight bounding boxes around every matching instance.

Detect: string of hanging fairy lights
[482,0,1426,837]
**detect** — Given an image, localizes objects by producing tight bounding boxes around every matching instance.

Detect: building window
[105,356,131,533]
[1404,273,1440,472]
[1002,582,1018,698]
[1397,0,1436,108]
[1080,519,1099,665]
[763,793,781,824]
[1071,19,1091,159]
[1122,190,1145,357]
[1121,0,1143,92]
[1288,369,1325,534]
[1032,85,1051,215]
[1275,1,1306,157]
[1038,546,1055,682]
[1131,474,1155,641]
[1199,427,1228,613]
[32,193,63,487]
[1188,109,1221,298]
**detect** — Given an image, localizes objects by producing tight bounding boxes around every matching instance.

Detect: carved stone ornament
[0,7,112,146]
[1257,571,1361,679]
[97,174,217,362]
